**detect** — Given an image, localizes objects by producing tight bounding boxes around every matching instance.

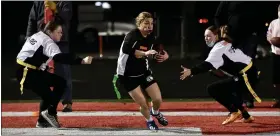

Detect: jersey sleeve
[121,31,137,54]
[43,39,61,58]
[190,61,214,75]
[190,42,228,76]
[205,41,228,69]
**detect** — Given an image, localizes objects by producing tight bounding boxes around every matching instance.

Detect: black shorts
[118,71,156,92]
[272,54,280,84]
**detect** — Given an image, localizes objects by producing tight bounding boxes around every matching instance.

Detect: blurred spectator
[266,4,280,108]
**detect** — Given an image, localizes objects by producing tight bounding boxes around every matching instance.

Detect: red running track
[2,101,279,112]
[2,101,280,134]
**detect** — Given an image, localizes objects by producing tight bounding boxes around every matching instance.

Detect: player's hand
[145,50,158,56]
[155,50,169,62]
[180,65,191,80]
[82,56,93,64]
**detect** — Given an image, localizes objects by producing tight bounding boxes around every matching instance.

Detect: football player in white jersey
[16,18,93,128]
[204,25,256,109]
[180,26,259,125]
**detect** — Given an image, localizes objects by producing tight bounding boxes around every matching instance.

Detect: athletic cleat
[271,101,280,108]
[235,116,254,123]
[222,110,242,125]
[150,110,168,126]
[62,104,72,112]
[35,121,52,128]
[146,120,159,130]
[41,110,60,128]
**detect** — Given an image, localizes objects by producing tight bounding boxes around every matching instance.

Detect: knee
[152,98,162,104]
[55,78,67,93]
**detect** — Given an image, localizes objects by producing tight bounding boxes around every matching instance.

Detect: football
[270,37,280,48]
[157,44,165,55]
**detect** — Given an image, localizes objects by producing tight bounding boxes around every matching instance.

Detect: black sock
[48,105,57,115]
[241,109,250,119]
[224,104,238,113]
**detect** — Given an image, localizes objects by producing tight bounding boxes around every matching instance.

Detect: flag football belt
[112,74,121,99]
[17,59,39,95]
[239,61,262,103]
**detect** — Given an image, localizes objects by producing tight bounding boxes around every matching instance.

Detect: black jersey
[116,29,157,77]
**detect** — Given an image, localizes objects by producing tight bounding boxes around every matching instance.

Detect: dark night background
[2,1,279,56]
[2,1,280,100]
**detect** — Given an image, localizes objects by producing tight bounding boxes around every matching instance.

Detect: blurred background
[1,1,280,100]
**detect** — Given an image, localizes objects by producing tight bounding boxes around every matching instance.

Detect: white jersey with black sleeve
[191,40,252,76]
[17,31,61,70]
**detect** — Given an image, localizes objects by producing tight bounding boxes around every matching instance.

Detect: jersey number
[29,38,37,45]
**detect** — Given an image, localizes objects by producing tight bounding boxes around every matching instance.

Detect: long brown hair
[43,16,64,33]
[206,25,220,41]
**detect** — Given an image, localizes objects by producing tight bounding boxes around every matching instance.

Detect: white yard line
[2,111,280,117]
[2,127,202,135]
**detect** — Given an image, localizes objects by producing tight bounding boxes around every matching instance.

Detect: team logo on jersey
[140,46,148,51]
[146,75,153,82]
[29,38,37,45]
[135,54,143,58]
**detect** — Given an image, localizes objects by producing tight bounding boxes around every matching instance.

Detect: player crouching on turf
[180,25,259,125]
[15,17,93,128]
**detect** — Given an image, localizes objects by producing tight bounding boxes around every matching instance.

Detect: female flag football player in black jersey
[115,12,169,130]
[180,26,260,125]
[16,18,93,128]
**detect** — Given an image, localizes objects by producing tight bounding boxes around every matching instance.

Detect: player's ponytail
[43,16,63,34]
[39,19,46,31]
[220,25,232,43]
